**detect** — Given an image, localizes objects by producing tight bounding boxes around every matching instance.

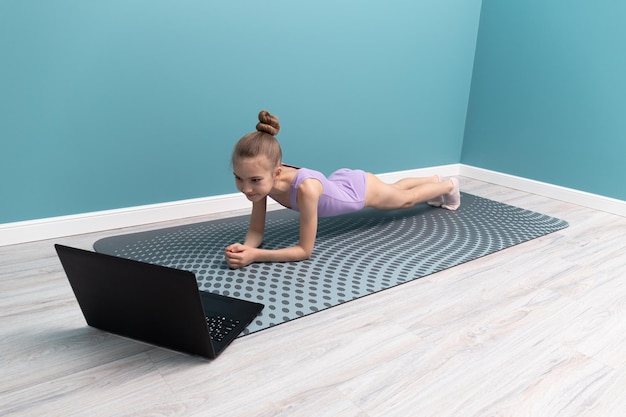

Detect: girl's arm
[251,179,319,262]
[225,179,321,268]
[243,197,267,248]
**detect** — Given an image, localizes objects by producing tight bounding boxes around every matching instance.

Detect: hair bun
[256,110,280,136]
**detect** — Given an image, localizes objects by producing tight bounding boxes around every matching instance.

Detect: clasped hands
[224,243,256,269]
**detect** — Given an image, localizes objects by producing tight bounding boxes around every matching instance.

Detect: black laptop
[54,244,264,359]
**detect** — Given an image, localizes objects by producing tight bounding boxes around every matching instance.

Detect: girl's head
[231,110,283,202]
[231,110,282,170]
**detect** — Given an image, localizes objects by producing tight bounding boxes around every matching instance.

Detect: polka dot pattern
[94,193,568,335]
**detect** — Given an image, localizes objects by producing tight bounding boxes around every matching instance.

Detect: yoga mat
[94,193,568,335]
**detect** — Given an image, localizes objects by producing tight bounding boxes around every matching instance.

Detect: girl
[224,110,460,269]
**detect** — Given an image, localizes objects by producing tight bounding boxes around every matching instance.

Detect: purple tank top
[278,167,367,217]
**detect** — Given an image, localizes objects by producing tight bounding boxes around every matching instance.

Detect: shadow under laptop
[15,326,212,369]
[17,326,147,358]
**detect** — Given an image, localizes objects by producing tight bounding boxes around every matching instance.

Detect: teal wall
[462,1,626,201]
[0,0,481,223]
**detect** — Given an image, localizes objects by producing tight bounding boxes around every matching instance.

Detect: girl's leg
[427,175,444,207]
[392,175,447,207]
[364,173,460,211]
[392,175,440,190]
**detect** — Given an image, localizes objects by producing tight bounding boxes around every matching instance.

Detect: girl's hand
[225,243,256,269]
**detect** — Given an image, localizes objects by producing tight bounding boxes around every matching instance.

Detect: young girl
[224,110,460,269]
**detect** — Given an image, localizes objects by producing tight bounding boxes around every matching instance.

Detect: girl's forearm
[252,245,310,263]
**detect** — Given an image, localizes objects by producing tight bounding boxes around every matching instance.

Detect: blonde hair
[231,110,282,168]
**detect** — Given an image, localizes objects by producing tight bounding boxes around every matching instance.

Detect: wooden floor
[1,178,625,417]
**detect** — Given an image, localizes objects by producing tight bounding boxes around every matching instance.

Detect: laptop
[54,244,264,359]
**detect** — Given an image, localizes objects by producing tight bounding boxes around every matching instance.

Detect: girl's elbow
[301,246,314,260]
[293,240,314,261]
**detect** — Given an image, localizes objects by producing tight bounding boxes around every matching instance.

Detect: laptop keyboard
[206,315,240,342]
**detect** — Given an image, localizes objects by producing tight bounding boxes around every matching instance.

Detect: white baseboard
[1,163,623,247]
[460,164,626,217]
[0,193,255,248]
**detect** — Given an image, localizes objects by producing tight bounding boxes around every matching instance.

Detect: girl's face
[233,156,280,202]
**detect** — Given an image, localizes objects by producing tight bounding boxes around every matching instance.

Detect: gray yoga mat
[94,193,568,335]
